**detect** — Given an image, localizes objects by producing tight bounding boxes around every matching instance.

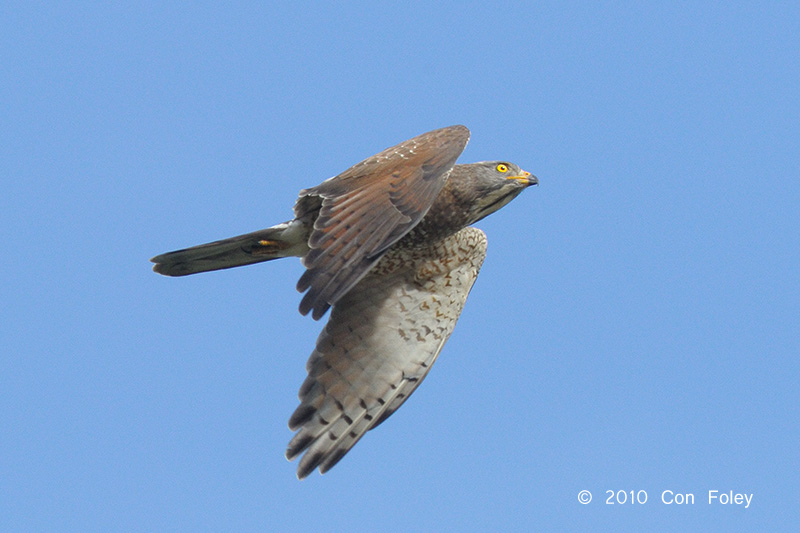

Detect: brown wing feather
[295,125,470,319]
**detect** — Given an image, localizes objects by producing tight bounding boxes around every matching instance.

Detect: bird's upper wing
[295,125,470,319]
[285,227,487,479]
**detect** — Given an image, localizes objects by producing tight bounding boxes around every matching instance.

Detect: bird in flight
[151,125,537,478]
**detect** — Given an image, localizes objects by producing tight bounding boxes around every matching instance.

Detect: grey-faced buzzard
[151,125,537,478]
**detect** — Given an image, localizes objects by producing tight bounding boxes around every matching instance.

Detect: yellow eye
[496,164,508,173]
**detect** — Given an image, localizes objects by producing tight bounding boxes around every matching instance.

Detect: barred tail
[151,220,310,277]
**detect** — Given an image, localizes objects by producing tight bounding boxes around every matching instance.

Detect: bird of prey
[151,125,537,479]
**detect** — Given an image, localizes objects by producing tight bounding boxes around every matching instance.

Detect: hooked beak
[508,170,538,186]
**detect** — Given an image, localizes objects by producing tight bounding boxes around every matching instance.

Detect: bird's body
[151,126,537,478]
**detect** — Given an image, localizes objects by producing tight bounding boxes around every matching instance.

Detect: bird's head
[451,161,538,225]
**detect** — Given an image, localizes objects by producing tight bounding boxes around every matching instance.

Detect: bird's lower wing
[285,227,488,479]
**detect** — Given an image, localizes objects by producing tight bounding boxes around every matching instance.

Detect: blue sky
[2,2,798,531]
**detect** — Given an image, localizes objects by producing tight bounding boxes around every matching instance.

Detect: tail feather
[151,221,309,277]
